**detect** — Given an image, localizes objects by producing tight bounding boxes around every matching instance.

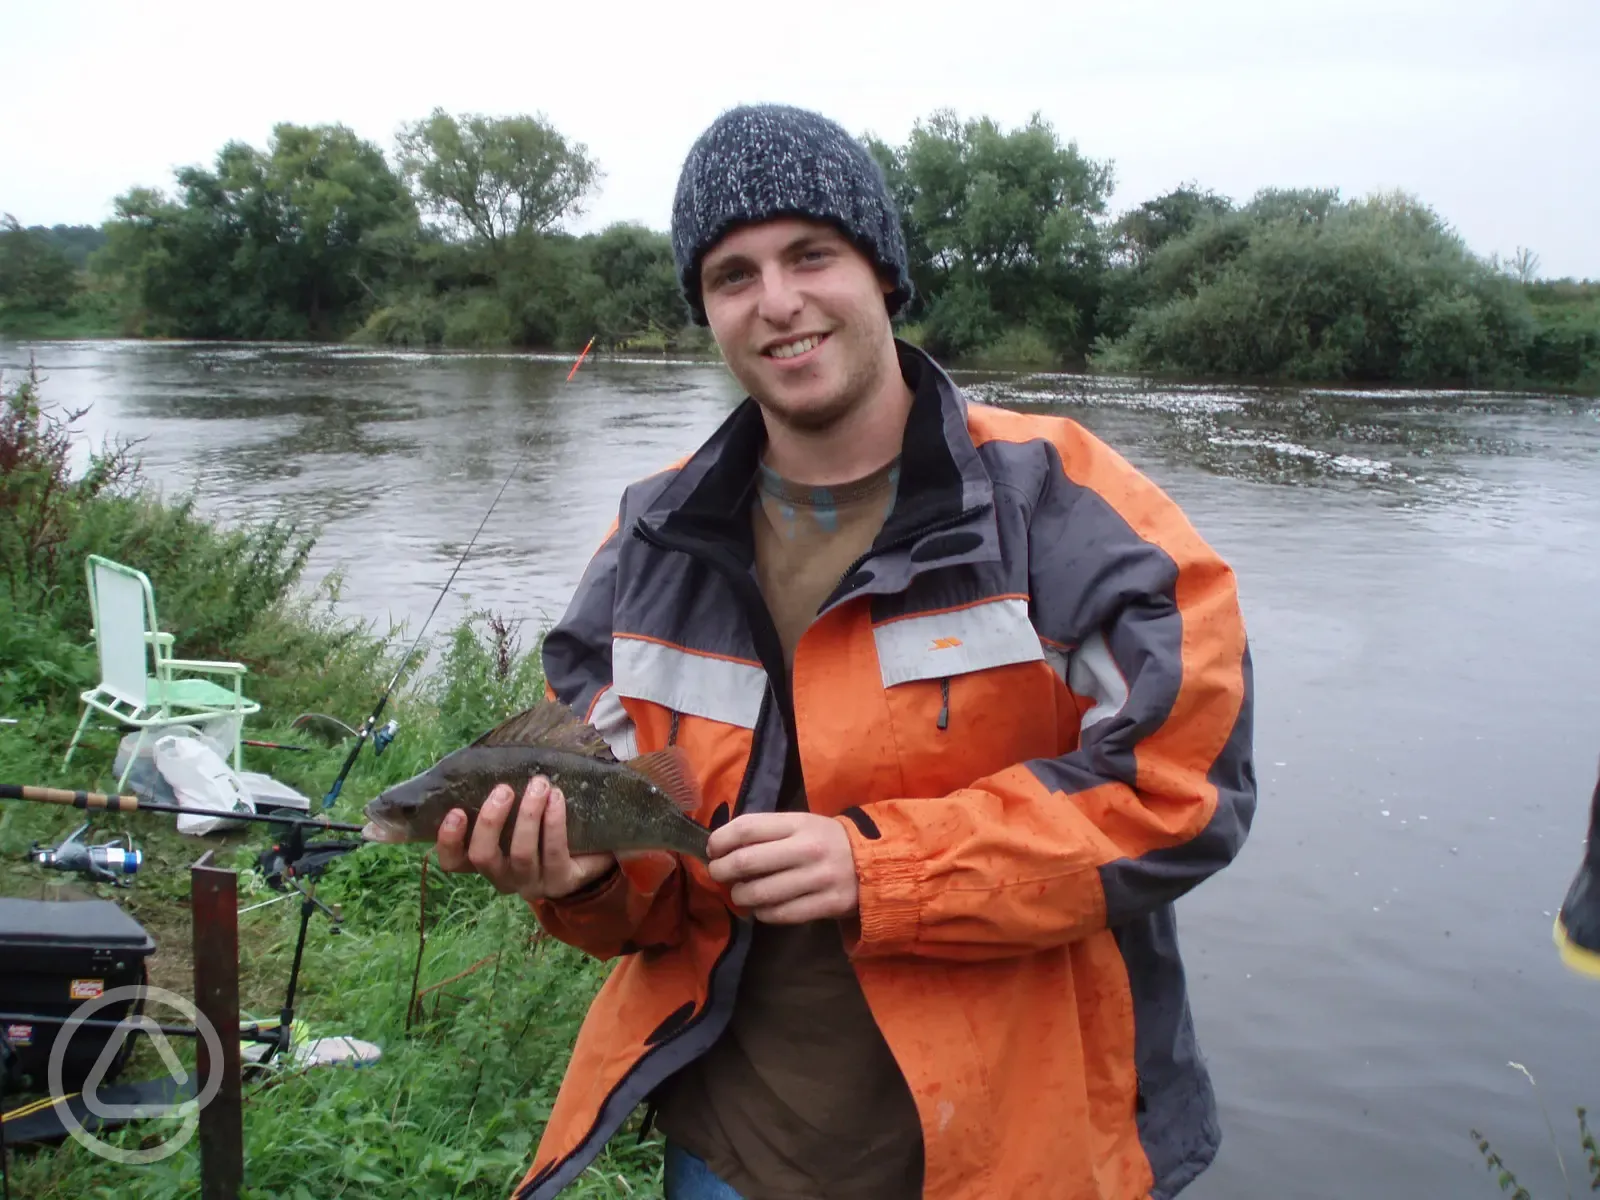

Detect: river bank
[5,320,1598,399]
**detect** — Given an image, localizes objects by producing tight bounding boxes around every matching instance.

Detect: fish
[360,699,710,862]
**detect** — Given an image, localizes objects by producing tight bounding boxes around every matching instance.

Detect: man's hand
[435,775,616,902]
[707,812,859,923]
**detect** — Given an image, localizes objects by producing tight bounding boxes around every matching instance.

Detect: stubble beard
[748,324,891,436]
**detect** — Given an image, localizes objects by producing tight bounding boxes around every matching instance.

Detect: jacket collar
[634,339,1000,589]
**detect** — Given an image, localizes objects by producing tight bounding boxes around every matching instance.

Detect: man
[438,103,1257,1200]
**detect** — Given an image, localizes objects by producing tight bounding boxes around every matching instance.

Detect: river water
[5,337,1598,1199]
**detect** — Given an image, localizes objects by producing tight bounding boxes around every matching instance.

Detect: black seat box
[0,897,157,1093]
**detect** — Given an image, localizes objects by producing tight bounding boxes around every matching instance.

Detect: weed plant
[0,367,657,1196]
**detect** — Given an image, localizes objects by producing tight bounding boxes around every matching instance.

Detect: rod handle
[0,783,139,811]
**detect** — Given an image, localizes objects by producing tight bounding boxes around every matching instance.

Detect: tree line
[1,108,1596,391]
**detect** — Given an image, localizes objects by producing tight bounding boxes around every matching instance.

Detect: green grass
[0,688,661,1199]
[0,366,657,1198]
[0,288,122,339]
[963,326,1061,371]
[1470,1063,1599,1198]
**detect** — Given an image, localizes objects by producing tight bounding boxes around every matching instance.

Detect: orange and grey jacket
[514,342,1256,1200]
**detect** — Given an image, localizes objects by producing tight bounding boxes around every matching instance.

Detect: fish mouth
[360,818,409,843]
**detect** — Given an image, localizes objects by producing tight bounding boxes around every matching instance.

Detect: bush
[1092,189,1543,387]
[354,295,449,348]
[0,365,387,726]
[0,356,141,608]
[967,326,1060,369]
[1524,283,1600,390]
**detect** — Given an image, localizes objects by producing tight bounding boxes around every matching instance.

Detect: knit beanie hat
[670,103,913,326]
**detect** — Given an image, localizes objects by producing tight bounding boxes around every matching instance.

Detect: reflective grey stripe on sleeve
[1041,632,1131,733]
[1041,640,1070,681]
[584,686,638,760]
[1067,630,1131,732]
[612,635,767,729]
[873,595,1044,687]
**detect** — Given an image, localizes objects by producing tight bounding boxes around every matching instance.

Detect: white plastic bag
[153,735,256,835]
[114,723,230,804]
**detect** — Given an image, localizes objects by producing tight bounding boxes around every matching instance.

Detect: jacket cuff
[840,818,922,953]
[532,862,623,917]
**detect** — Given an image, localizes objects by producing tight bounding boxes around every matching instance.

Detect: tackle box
[0,897,157,1093]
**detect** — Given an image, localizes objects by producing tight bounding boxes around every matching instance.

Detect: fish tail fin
[628,746,702,816]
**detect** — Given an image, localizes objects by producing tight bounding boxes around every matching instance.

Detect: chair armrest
[87,629,175,648]
[164,658,249,676]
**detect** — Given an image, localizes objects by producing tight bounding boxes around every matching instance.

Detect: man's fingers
[542,785,573,866]
[709,830,817,886]
[467,784,516,873]
[435,809,471,872]
[506,777,549,875]
[728,865,822,912]
[707,812,806,858]
[751,895,831,925]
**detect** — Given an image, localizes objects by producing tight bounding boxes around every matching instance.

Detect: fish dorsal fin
[626,746,702,815]
[472,700,612,757]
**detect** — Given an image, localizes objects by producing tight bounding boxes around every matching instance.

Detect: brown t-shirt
[650,455,925,1199]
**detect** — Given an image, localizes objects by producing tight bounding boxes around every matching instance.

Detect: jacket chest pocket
[872,598,1067,799]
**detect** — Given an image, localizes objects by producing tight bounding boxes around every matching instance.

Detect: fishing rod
[243,337,599,1070]
[0,782,364,1074]
[0,784,363,834]
[317,335,597,811]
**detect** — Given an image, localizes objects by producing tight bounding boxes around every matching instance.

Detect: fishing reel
[373,719,399,757]
[256,820,361,935]
[29,823,142,888]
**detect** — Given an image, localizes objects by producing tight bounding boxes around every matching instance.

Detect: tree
[869,109,1115,359]
[263,123,419,332]
[580,223,686,344]
[0,216,79,313]
[396,109,600,246]
[1093,188,1539,385]
[1109,185,1234,268]
[96,124,418,339]
[1506,246,1541,284]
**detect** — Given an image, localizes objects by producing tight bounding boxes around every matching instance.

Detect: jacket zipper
[812,505,986,735]
[561,507,983,1196]
[520,686,773,1200]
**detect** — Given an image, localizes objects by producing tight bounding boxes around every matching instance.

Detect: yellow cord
[2,1015,289,1127]
[2,1092,79,1124]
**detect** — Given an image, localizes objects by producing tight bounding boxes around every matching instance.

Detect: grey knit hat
[670,103,913,325]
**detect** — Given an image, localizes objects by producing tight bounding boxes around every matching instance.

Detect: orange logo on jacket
[929,637,963,650]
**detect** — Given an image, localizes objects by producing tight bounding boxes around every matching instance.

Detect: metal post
[190,850,243,1199]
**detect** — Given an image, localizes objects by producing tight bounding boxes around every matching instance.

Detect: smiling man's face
[699,217,898,435]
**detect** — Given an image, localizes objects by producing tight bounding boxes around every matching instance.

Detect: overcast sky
[4,0,1595,278]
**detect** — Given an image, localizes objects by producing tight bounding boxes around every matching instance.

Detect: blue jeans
[663,1142,745,1199]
